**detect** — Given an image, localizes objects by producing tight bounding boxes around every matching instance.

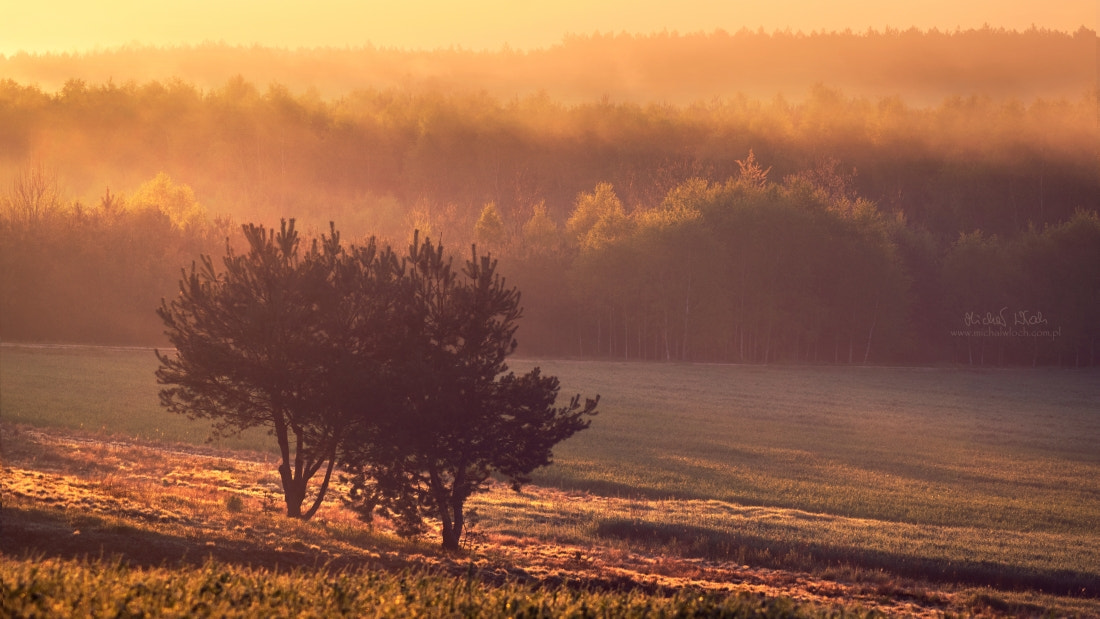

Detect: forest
[3,26,1094,103]
[1,28,1097,365]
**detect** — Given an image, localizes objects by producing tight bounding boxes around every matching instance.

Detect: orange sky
[2,0,1096,56]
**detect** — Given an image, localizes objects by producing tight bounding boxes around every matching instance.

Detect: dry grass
[4,423,1099,617]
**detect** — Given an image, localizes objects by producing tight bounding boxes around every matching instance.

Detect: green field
[1,345,270,451]
[4,344,1100,598]
[514,359,1100,534]
[507,358,1100,595]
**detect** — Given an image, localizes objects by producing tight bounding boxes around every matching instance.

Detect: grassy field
[0,345,270,451]
[511,359,1100,532]
[1,425,898,617]
[503,359,1100,596]
[3,344,1100,611]
[0,556,846,618]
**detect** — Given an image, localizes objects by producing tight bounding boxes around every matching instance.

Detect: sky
[2,0,1096,56]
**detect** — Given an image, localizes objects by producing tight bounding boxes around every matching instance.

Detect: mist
[1,26,1097,364]
[2,27,1094,104]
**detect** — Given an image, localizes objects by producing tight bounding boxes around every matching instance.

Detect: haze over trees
[2,27,1092,103]
[1,28,1096,365]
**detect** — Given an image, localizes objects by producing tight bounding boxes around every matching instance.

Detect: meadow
[509,358,1100,594]
[3,344,1099,614]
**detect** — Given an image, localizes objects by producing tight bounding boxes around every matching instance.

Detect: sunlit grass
[469,483,1100,596]
[1,431,879,616]
[0,555,854,619]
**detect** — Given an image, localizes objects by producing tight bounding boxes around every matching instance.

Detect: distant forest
[3,27,1095,103]
[1,28,1097,365]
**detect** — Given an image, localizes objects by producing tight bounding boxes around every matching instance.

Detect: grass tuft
[224,495,244,514]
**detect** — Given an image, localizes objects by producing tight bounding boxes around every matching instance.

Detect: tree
[735,149,771,188]
[521,201,560,256]
[473,201,507,251]
[346,233,599,550]
[1024,210,1100,366]
[158,220,597,537]
[155,219,404,519]
[129,172,208,231]
[566,182,629,250]
[5,162,62,225]
[941,230,1014,365]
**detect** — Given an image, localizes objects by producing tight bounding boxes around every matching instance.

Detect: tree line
[3,27,1093,103]
[0,167,228,344]
[155,219,598,548]
[1,76,1095,245]
[492,160,1099,366]
[3,159,1097,366]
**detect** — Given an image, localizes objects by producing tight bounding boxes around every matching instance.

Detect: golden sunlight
[3,0,1094,55]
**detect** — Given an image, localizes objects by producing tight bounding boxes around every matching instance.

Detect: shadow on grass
[0,505,399,574]
[595,517,1099,598]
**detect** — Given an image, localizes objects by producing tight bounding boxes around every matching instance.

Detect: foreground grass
[0,556,855,619]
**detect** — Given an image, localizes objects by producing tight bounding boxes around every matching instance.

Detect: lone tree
[158,222,597,536]
[156,220,406,519]
[346,233,599,550]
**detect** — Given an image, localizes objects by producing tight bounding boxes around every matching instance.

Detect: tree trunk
[273,414,305,518]
[447,498,465,551]
[272,414,334,521]
[624,311,629,360]
[301,449,338,521]
[597,316,602,357]
[663,310,671,360]
[279,461,305,518]
[608,307,614,357]
[441,522,460,550]
[863,299,879,365]
[430,467,462,551]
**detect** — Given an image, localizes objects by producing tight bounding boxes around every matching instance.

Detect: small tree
[522,201,561,257]
[474,201,507,251]
[5,162,62,225]
[346,233,599,550]
[156,220,404,519]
